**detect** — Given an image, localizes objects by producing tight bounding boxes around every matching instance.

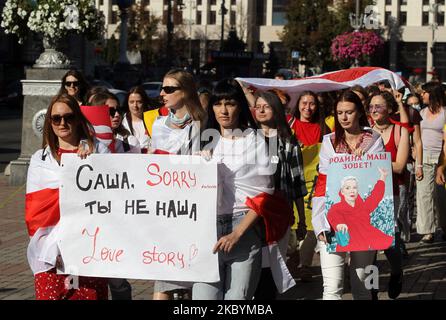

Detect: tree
[264,43,280,77]
[126,1,160,67]
[281,0,375,71]
[221,28,246,52]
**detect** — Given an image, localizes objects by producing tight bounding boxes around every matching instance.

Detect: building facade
[97,0,445,81]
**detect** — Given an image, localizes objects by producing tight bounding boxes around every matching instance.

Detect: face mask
[410,104,421,111]
[168,110,192,127]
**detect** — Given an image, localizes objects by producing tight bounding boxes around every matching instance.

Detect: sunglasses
[50,113,76,125]
[109,107,123,117]
[368,104,387,113]
[64,81,79,87]
[161,86,181,94]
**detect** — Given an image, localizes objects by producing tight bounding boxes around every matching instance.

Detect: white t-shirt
[115,134,141,154]
[151,116,196,154]
[122,116,151,150]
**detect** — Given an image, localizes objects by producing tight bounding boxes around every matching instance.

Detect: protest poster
[57,154,219,283]
[325,152,394,253]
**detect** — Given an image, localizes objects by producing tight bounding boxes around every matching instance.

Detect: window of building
[385,11,391,26]
[209,10,216,25]
[386,0,391,5]
[400,11,407,25]
[231,0,236,5]
[210,0,216,5]
[230,10,236,25]
[422,11,429,25]
[400,0,407,5]
[256,0,267,26]
[99,0,103,6]
[197,0,202,5]
[272,0,288,26]
[435,0,445,5]
[423,0,430,5]
[111,10,118,24]
[438,11,445,26]
[196,10,202,24]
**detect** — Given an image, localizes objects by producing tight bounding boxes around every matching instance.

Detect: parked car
[0,80,23,110]
[109,88,128,108]
[91,79,115,90]
[141,81,162,98]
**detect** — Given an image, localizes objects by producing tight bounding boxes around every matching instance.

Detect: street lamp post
[117,0,134,64]
[428,3,439,81]
[220,0,227,51]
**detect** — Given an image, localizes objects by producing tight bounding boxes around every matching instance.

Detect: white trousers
[318,241,376,300]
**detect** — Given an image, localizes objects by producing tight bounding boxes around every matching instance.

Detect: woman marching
[367,90,410,299]
[289,91,331,282]
[58,69,90,105]
[312,89,386,300]
[252,90,307,299]
[25,93,110,300]
[150,69,207,300]
[192,79,293,300]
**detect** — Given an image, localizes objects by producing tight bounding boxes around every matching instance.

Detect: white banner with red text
[57,154,219,283]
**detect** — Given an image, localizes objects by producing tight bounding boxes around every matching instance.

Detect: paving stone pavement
[1,175,445,300]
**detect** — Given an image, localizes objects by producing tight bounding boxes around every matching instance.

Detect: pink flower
[331,31,384,62]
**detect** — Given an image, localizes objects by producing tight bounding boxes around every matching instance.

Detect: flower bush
[331,31,384,65]
[1,0,105,44]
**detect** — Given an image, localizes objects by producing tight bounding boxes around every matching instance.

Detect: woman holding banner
[25,94,110,300]
[150,69,207,300]
[312,89,386,300]
[192,79,293,300]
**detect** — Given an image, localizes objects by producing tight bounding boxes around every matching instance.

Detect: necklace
[374,123,392,134]
[344,136,361,152]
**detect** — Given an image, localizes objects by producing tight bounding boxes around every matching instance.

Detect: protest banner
[325,152,395,253]
[57,154,219,283]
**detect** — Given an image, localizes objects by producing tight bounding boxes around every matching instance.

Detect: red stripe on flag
[25,188,60,237]
[153,149,172,155]
[308,67,381,83]
[246,191,293,244]
[314,173,327,198]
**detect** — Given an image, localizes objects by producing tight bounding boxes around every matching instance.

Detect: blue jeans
[192,212,262,300]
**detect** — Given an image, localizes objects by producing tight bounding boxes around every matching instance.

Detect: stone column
[8,68,68,186]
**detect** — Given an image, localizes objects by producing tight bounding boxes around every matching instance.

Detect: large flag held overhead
[237,67,407,109]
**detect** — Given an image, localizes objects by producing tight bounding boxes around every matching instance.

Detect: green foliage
[221,28,246,52]
[281,0,375,70]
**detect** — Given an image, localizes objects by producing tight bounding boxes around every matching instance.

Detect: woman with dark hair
[312,89,385,300]
[58,69,90,105]
[252,90,307,299]
[192,79,287,300]
[150,69,207,300]
[416,82,446,243]
[122,86,151,152]
[25,93,109,300]
[90,91,141,154]
[367,90,410,299]
[289,90,331,282]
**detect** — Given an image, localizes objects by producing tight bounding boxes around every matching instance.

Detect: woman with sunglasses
[312,90,386,300]
[150,69,207,300]
[25,93,110,300]
[192,79,285,300]
[417,82,446,243]
[90,91,141,154]
[58,69,90,105]
[252,90,307,299]
[122,86,151,153]
[367,90,410,299]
